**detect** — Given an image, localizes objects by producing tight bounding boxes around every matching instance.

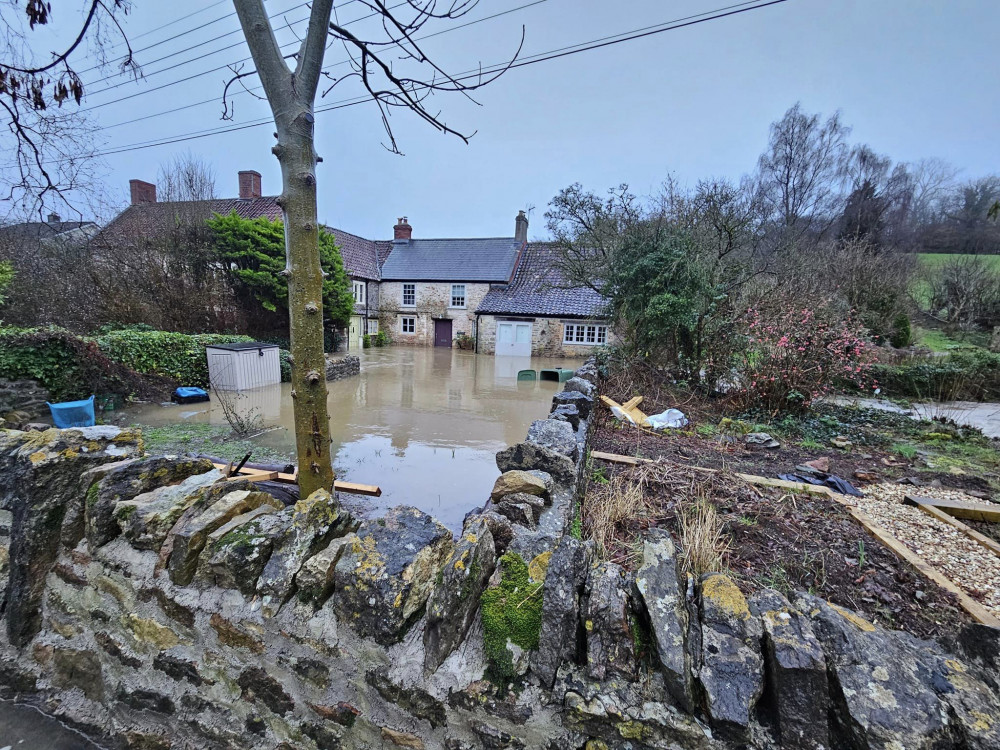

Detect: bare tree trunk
[233,0,334,497]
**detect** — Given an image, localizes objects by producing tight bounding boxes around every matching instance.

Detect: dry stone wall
[0,363,998,750]
[0,379,50,422]
[325,355,360,382]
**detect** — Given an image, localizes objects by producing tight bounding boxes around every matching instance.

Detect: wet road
[0,701,104,749]
[126,347,584,531]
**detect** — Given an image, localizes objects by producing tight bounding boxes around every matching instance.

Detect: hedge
[873,349,1000,401]
[0,327,164,400]
[96,330,255,387]
[0,327,292,401]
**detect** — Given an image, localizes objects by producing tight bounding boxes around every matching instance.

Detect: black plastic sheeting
[777,473,864,497]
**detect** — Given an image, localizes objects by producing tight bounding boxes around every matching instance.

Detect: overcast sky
[74,0,1000,239]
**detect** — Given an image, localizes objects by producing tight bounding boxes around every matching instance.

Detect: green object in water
[517,370,536,381]
[540,368,574,382]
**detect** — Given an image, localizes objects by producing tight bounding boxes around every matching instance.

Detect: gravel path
[860,483,1000,616]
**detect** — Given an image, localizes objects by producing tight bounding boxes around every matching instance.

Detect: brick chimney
[47,212,61,224]
[515,210,528,244]
[129,179,157,205]
[239,170,262,199]
[393,217,412,242]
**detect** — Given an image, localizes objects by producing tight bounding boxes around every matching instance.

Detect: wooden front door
[434,319,453,347]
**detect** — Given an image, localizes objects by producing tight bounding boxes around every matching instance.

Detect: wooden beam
[904,495,1000,523]
[909,501,1000,559]
[211,462,381,497]
[621,396,644,411]
[334,480,382,498]
[847,505,1000,629]
[591,450,648,466]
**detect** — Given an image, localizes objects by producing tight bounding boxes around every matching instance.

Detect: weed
[736,515,758,527]
[695,423,717,438]
[857,540,866,568]
[761,564,791,595]
[893,443,918,460]
[799,438,823,451]
[584,471,651,557]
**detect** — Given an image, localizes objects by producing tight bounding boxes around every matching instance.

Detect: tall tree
[0,0,137,217]
[756,103,851,247]
[232,0,518,495]
[157,152,217,202]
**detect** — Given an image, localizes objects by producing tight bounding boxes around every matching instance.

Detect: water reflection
[126,348,583,531]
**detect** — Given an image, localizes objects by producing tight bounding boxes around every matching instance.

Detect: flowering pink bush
[734,303,878,411]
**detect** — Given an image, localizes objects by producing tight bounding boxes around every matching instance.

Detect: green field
[912,253,1000,309]
[917,253,1000,270]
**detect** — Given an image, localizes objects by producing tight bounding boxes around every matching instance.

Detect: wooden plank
[904,495,1000,523]
[621,396,644,411]
[848,506,1000,629]
[591,450,646,466]
[334,480,382,498]
[210,462,381,497]
[227,470,278,482]
[910,501,1000,559]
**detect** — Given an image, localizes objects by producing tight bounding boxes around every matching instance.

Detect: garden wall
[0,379,49,420]
[0,365,997,750]
[324,354,360,382]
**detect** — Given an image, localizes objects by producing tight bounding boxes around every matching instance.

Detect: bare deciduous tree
[0,0,138,217]
[156,152,217,203]
[756,102,851,246]
[231,0,519,495]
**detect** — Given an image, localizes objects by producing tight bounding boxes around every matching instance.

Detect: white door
[496,322,532,356]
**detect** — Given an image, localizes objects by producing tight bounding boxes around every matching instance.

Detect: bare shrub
[678,496,730,579]
[923,255,1000,331]
[210,383,264,438]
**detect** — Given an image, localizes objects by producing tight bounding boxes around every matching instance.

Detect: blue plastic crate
[48,395,96,428]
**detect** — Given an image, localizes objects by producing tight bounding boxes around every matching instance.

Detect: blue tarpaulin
[48,395,96,428]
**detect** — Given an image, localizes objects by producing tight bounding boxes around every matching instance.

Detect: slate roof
[91,197,283,248]
[477,243,608,319]
[379,237,521,282]
[0,220,98,244]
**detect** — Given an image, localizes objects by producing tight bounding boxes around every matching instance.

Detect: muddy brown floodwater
[125,347,584,531]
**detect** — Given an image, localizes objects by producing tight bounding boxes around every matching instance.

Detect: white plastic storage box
[205,343,281,390]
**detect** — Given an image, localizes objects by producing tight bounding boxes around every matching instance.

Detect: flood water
[0,700,104,749]
[831,396,1000,439]
[125,347,583,531]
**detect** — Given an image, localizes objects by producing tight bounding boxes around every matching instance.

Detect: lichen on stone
[480,552,544,685]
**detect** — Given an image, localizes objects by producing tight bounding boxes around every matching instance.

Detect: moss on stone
[480,552,543,686]
[85,481,100,508]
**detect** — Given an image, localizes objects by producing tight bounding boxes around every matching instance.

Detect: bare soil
[584,379,990,640]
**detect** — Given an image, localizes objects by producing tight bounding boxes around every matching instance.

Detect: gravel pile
[864,483,982,506]
[859,484,1000,617]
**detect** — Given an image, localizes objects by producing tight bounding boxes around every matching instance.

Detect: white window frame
[366,318,379,335]
[352,280,366,305]
[564,323,607,346]
[401,316,416,334]
[402,283,416,307]
[450,283,466,308]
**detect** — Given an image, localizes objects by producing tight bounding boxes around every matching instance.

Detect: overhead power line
[79,0,404,109]
[60,0,794,161]
[97,0,553,132]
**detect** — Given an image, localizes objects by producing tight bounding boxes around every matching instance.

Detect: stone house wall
[477,315,615,357]
[378,281,490,346]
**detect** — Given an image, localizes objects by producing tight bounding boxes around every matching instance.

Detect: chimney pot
[129,179,157,205]
[47,212,61,223]
[393,216,412,242]
[239,170,262,199]
[515,209,529,244]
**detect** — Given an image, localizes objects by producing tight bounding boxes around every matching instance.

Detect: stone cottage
[360,212,612,357]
